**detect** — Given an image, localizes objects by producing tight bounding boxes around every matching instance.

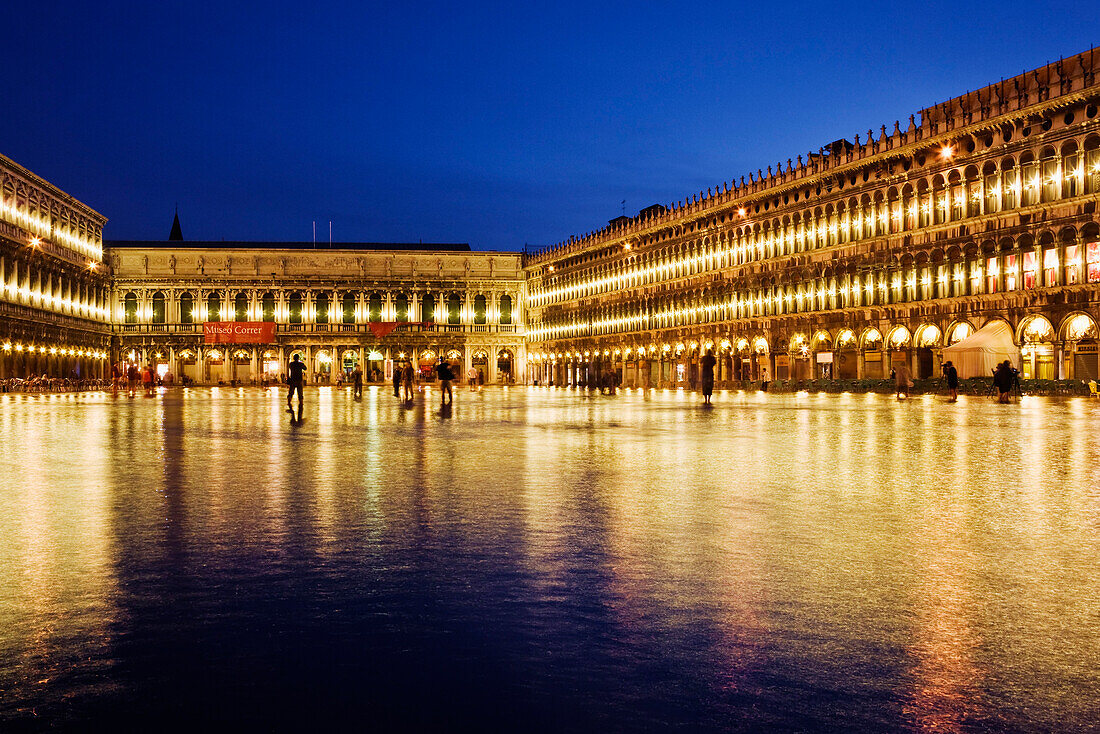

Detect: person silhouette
[286,353,306,413]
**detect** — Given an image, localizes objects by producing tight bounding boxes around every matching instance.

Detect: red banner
[368,322,401,339]
[203,322,277,344]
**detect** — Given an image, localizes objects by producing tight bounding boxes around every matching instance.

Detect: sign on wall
[203,322,277,344]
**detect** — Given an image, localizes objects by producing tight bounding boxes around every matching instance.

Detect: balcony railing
[113,322,523,336]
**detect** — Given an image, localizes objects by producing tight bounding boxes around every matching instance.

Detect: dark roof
[105,240,472,252]
[168,212,183,241]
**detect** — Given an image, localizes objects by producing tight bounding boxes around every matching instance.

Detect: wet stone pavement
[1,386,1098,732]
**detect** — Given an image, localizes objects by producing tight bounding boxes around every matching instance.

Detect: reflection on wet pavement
[1,387,1098,731]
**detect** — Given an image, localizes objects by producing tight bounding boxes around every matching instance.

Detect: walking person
[943,360,959,402]
[126,362,139,396]
[286,353,306,414]
[993,360,1013,403]
[893,360,911,399]
[142,363,155,396]
[437,358,453,406]
[352,363,363,399]
[392,361,402,398]
[701,348,717,405]
[402,360,414,403]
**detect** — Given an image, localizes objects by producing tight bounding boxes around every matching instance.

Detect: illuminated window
[986,256,999,293]
[123,292,138,323]
[234,292,248,322]
[179,293,194,324]
[151,291,166,324]
[262,292,276,322]
[1088,240,1100,283]
[1005,254,1018,290]
[1064,246,1079,285]
[1043,248,1058,287]
[288,292,303,323]
[447,293,461,324]
[1023,251,1037,289]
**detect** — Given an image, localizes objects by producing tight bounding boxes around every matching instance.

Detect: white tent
[942,321,1020,378]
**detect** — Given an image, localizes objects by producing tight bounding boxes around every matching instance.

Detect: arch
[341,348,360,371]
[1060,312,1099,340]
[394,292,409,322]
[315,292,329,323]
[499,293,513,324]
[368,291,382,322]
[752,337,769,354]
[1017,314,1055,343]
[946,319,975,345]
[788,332,809,353]
[915,324,942,347]
[860,327,883,349]
[887,325,911,348]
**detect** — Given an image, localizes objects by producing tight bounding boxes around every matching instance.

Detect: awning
[941,321,1019,378]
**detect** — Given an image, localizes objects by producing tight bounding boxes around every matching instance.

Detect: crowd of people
[86,352,1068,413]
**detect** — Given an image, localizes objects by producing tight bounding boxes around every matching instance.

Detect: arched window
[206,292,221,322]
[343,292,357,323]
[499,294,512,324]
[288,292,303,323]
[395,293,409,322]
[447,292,461,324]
[179,292,194,324]
[473,294,487,324]
[368,292,382,322]
[151,291,166,324]
[234,292,248,322]
[262,292,275,322]
[315,292,329,323]
[124,292,138,323]
[421,293,435,323]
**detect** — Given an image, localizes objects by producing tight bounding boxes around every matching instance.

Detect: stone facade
[523,49,1100,388]
[0,153,111,380]
[108,243,526,385]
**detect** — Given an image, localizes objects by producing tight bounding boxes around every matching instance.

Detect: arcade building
[107,233,525,385]
[524,48,1100,388]
[0,153,111,380]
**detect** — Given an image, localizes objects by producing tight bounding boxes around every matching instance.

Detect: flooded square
[1,387,1098,731]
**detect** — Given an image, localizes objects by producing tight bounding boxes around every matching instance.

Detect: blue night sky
[2,2,1095,251]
